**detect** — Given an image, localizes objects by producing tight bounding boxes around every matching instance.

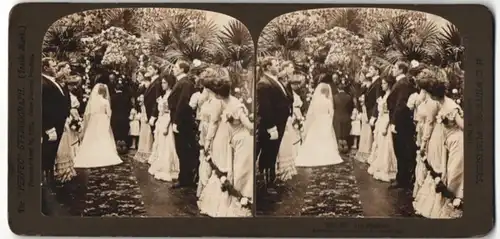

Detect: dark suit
[364,77,383,122]
[42,76,70,177]
[143,76,162,133]
[256,73,292,183]
[110,87,131,143]
[387,75,417,187]
[168,76,199,185]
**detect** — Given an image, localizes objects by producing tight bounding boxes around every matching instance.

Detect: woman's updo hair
[202,67,231,98]
[415,68,436,92]
[417,67,448,99]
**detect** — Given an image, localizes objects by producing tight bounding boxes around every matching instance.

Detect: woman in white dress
[295,83,343,167]
[54,79,81,183]
[366,77,398,182]
[276,67,302,181]
[148,76,180,181]
[195,68,223,197]
[134,94,153,162]
[197,70,254,217]
[74,83,123,168]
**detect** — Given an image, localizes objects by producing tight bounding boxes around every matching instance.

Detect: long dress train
[366,93,397,182]
[148,93,180,181]
[74,90,122,168]
[413,97,464,218]
[197,97,253,217]
[295,84,343,167]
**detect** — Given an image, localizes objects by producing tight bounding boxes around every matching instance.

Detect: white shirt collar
[265,72,278,81]
[396,74,405,81]
[176,73,187,81]
[42,74,64,95]
[372,75,380,83]
[42,74,55,82]
[265,72,287,95]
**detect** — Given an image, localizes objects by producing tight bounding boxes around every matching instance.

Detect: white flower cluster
[81,26,149,66]
[102,44,128,65]
[307,27,371,66]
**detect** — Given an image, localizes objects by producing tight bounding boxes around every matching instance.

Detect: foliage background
[258,8,465,111]
[42,8,255,113]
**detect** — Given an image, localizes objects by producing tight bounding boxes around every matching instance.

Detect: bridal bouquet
[69,117,83,133]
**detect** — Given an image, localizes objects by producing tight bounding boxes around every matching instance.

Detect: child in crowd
[129,102,141,149]
[350,99,361,149]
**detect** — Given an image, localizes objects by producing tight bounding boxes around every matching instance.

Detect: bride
[295,82,343,167]
[73,83,123,168]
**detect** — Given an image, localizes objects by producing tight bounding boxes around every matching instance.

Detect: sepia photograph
[41,8,255,217]
[255,8,464,218]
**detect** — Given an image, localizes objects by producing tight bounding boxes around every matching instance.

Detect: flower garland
[419,154,463,210]
[81,57,92,103]
[203,149,252,209]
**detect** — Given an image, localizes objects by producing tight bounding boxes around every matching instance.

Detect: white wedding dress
[295,83,343,167]
[73,83,123,168]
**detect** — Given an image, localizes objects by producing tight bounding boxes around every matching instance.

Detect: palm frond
[219,20,253,46]
[101,8,141,36]
[42,24,83,60]
[415,20,439,48]
[328,9,363,35]
[436,23,464,67]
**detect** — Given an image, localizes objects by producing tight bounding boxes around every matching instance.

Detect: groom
[256,56,292,194]
[168,60,199,188]
[387,61,417,189]
[41,57,70,185]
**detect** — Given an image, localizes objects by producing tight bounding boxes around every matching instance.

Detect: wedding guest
[365,64,383,130]
[194,68,222,197]
[355,94,373,162]
[387,61,417,189]
[169,60,200,189]
[148,74,180,181]
[134,94,153,162]
[128,104,140,149]
[256,56,292,194]
[143,63,163,136]
[42,57,71,186]
[55,61,72,85]
[332,81,354,153]
[276,61,299,182]
[197,69,254,217]
[54,75,81,183]
[366,77,398,182]
[350,100,361,149]
[410,72,440,198]
[413,69,463,218]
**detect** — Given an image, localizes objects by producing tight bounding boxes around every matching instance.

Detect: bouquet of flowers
[237,196,252,209]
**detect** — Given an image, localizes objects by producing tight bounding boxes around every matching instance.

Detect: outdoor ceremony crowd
[255,56,464,219]
[41,55,253,217]
[354,59,464,219]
